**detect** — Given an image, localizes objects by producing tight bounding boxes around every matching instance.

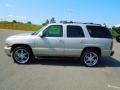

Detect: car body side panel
[81,38,113,56]
[33,37,65,56]
[64,38,85,57]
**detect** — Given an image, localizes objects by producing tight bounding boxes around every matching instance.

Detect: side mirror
[40,32,45,38]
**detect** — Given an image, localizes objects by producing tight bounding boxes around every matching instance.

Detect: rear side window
[87,26,112,38]
[67,25,84,38]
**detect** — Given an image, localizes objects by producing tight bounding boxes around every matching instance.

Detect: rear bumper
[102,50,114,56]
[4,46,11,57]
[110,51,114,56]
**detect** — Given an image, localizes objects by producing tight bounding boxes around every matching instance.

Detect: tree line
[42,17,56,26]
[0,20,32,24]
[112,26,120,34]
[0,17,72,26]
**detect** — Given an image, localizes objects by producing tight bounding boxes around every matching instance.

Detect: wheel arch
[81,47,101,57]
[11,44,33,55]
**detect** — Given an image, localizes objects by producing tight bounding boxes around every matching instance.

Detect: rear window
[87,26,112,38]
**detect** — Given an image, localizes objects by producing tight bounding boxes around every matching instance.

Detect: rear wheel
[12,46,33,64]
[81,50,100,67]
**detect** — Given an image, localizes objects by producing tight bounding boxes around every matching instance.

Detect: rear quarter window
[86,26,112,38]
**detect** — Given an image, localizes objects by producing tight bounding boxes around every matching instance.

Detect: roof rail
[60,21,101,25]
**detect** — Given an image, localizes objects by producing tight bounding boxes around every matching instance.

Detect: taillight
[110,40,113,50]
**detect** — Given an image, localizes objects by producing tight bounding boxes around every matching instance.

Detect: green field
[0,22,42,31]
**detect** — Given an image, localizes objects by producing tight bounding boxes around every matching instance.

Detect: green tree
[112,26,120,34]
[50,17,56,23]
[70,21,73,23]
[42,19,49,26]
[12,20,17,23]
[27,21,32,24]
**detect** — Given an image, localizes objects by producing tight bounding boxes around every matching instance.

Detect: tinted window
[87,26,112,38]
[44,25,63,37]
[67,25,84,38]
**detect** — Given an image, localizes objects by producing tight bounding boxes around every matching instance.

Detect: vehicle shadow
[30,56,120,67]
[32,57,83,67]
[99,56,120,67]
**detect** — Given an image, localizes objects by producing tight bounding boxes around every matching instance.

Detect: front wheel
[12,46,33,64]
[81,50,100,67]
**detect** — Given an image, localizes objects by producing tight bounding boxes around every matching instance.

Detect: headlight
[5,42,11,47]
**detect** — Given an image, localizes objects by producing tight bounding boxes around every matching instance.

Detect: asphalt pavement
[0,29,120,90]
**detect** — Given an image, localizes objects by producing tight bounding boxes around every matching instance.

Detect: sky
[0,0,120,27]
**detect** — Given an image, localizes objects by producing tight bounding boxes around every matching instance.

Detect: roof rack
[60,21,101,25]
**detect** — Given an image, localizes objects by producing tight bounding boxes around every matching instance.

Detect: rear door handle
[80,40,84,43]
[59,40,63,43]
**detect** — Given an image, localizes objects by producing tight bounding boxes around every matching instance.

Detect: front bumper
[4,46,11,57]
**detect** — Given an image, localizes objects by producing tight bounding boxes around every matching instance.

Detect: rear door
[64,25,85,57]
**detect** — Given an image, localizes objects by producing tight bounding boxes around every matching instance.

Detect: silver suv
[4,23,114,67]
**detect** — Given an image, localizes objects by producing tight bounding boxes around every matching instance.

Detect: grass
[0,22,43,31]
[109,29,120,37]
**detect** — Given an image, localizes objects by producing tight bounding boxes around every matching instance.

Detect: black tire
[81,49,100,67]
[12,46,33,64]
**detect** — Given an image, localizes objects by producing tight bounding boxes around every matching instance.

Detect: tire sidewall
[12,46,32,64]
[81,50,99,67]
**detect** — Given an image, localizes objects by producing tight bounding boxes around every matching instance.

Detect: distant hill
[0,22,42,31]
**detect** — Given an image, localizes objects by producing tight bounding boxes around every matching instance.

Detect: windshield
[31,30,40,35]
[31,26,46,35]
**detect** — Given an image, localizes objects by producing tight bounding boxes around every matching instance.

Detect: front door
[35,25,64,56]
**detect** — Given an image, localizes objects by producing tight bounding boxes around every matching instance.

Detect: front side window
[67,25,84,38]
[43,25,63,37]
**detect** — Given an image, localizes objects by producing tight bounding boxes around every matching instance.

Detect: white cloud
[5,3,14,8]
[114,24,120,27]
[0,16,3,19]
[0,16,5,20]
[0,15,29,22]
[7,14,29,21]
[0,3,14,8]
